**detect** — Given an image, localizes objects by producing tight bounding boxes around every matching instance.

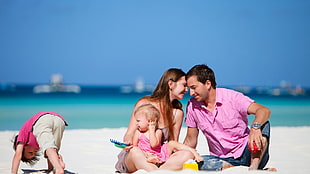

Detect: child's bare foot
[53,167,65,174]
[58,154,65,169]
[146,154,161,164]
[264,168,277,172]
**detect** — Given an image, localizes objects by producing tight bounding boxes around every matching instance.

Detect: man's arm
[183,127,199,149]
[247,102,271,150]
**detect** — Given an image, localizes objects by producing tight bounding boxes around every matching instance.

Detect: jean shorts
[199,121,270,171]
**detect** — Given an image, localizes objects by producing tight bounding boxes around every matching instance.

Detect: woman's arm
[11,143,24,174]
[132,130,140,146]
[172,109,184,141]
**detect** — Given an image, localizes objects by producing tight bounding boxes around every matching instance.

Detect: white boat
[33,74,81,94]
[120,78,154,93]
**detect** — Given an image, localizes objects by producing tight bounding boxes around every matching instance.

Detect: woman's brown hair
[142,68,185,140]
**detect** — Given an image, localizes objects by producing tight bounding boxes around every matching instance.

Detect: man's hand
[248,128,263,151]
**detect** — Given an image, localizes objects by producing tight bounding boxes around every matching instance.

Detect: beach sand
[0,127,309,174]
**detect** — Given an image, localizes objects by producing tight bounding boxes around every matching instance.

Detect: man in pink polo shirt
[184,64,275,171]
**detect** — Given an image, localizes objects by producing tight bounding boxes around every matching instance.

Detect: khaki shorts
[33,114,66,155]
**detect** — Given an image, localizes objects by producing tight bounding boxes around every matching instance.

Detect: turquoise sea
[1,85,310,131]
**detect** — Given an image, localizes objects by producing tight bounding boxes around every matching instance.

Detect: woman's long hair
[142,68,185,140]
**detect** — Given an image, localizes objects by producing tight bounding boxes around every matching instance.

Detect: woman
[115,68,195,173]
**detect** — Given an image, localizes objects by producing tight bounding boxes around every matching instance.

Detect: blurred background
[1,0,309,130]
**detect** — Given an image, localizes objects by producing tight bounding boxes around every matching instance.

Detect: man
[184,64,276,171]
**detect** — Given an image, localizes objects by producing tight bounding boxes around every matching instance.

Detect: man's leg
[250,121,271,170]
[249,136,268,170]
[199,155,227,171]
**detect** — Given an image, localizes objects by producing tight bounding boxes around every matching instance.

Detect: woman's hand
[123,139,133,152]
[123,145,133,152]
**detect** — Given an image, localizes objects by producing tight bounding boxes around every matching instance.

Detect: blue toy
[110,139,129,148]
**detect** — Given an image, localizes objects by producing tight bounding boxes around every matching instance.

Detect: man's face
[187,75,210,102]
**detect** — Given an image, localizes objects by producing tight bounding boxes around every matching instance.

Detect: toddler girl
[132,104,203,165]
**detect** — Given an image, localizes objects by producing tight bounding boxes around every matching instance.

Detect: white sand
[0,127,309,174]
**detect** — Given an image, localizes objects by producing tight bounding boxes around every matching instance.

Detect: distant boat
[232,80,306,96]
[120,78,154,93]
[33,74,81,94]
[268,81,306,96]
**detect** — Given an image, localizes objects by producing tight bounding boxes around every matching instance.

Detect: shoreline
[1,127,309,173]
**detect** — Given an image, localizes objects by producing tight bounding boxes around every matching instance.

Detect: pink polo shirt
[185,88,254,159]
[16,111,67,148]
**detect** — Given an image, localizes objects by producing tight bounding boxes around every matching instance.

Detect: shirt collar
[196,99,222,110]
[199,89,223,108]
[215,88,223,106]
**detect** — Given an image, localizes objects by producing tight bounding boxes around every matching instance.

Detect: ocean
[0,85,310,131]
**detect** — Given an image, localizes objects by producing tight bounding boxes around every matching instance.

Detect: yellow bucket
[183,163,198,171]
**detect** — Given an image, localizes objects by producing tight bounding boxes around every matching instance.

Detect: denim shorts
[199,121,270,171]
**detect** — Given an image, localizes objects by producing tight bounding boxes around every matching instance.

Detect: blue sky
[1,0,309,87]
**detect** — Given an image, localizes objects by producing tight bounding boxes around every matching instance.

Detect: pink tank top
[137,133,169,162]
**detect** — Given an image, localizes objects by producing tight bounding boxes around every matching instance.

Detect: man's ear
[205,80,212,89]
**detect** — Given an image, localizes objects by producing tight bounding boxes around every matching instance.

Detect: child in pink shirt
[11,111,68,174]
[132,104,203,165]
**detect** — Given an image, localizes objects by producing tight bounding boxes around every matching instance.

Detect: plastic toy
[110,139,129,149]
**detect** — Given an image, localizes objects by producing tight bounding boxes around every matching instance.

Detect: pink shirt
[17,111,67,148]
[185,88,254,158]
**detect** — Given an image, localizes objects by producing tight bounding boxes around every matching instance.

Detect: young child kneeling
[11,111,67,174]
[132,104,203,165]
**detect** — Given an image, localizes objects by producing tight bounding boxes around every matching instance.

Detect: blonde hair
[134,104,160,127]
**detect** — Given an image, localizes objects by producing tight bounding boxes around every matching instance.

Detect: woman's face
[169,76,188,101]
